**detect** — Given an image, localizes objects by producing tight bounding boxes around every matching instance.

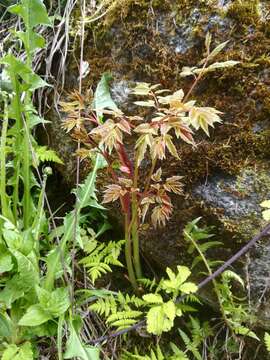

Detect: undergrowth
[0,0,269,359]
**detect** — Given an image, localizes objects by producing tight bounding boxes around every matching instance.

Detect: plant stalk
[132,154,142,279]
[124,214,137,290]
[0,97,14,222]
[11,76,23,223]
[22,36,33,229]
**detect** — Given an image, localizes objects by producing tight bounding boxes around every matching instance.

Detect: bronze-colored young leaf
[164,176,183,194]
[151,203,172,228]
[134,123,158,135]
[135,134,154,166]
[132,82,152,96]
[62,117,84,133]
[158,89,184,107]
[164,134,180,160]
[140,197,155,223]
[189,107,222,136]
[151,136,166,160]
[172,121,195,145]
[151,168,162,182]
[103,184,126,203]
[91,119,123,152]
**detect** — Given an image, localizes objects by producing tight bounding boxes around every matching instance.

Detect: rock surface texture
[48,0,270,326]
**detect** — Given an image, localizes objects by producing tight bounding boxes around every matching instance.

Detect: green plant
[62,35,239,290]
[184,218,259,344]
[121,317,213,360]
[260,199,270,220]
[90,265,198,334]
[264,332,270,352]
[0,1,105,358]
[122,344,188,360]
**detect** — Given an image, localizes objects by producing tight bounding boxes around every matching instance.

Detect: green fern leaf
[234,326,259,341]
[264,332,270,352]
[35,146,63,164]
[106,310,142,324]
[222,270,245,288]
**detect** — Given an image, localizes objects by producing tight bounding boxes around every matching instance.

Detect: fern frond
[117,292,145,308]
[87,262,112,283]
[181,294,201,304]
[35,146,63,165]
[198,241,222,252]
[122,345,165,360]
[89,295,117,317]
[264,332,270,352]
[138,277,157,291]
[106,310,142,324]
[222,270,245,288]
[80,239,124,282]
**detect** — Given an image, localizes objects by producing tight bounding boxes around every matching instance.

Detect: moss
[226,0,260,26]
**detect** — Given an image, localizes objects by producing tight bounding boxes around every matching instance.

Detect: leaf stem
[143,157,157,195]
[0,96,14,222]
[132,153,142,279]
[22,32,33,229]
[125,213,138,290]
[11,76,23,223]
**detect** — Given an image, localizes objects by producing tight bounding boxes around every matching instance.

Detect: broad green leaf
[0,252,13,273]
[176,266,191,284]
[93,73,119,117]
[143,293,163,304]
[0,69,12,92]
[0,277,24,308]
[1,54,49,90]
[18,304,51,327]
[234,326,259,341]
[2,345,18,360]
[37,286,70,317]
[2,342,33,360]
[162,266,193,293]
[74,153,106,210]
[64,321,100,360]
[0,312,12,337]
[264,332,270,352]
[16,31,46,53]
[8,0,51,28]
[29,114,50,128]
[179,282,198,294]
[0,250,39,307]
[13,250,39,291]
[146,301,176,335]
